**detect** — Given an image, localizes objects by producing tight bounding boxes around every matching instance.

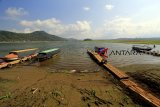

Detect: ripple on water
[1,41,160,72]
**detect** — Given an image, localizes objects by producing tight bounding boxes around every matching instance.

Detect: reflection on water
[0,41,160,71]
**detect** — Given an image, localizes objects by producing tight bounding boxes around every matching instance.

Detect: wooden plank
[121,79,160,107]
[9,60,20,65]
[87,50,129,79]
[87,49,160,107]
[103,63,129,79]
[11,48,38,53]
[93,53,103,63]
[87,50,103,63]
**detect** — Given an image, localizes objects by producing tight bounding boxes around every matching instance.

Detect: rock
[70,70,76,73]
[94,69,100,72]
[80,70,88,73]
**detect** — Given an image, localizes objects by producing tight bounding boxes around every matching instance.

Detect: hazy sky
[0,0,160,39]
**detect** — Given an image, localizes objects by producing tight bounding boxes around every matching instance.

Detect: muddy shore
[119,64,160,99]
[0,65,143,107]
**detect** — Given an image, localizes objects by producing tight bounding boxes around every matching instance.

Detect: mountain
[0,30,66,41]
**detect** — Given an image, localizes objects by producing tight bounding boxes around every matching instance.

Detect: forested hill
[0,30,66,41]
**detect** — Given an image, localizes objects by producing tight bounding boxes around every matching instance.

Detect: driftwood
[31,88,38,94]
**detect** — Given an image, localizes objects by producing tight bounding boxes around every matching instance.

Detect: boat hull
[4,58,19,62]
[37,48,60,61]
[132,45,152,51]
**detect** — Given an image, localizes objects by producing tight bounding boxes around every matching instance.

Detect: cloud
[105,4,114,11]
[83,7,90,11]
[19,18,93,39]
[98,17,160,39]
[5,7,28,18]
[17,17,160,39]
[10,28,33,33]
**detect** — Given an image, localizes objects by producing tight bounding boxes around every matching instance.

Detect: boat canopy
[10,48,38,53]
[39,48,59,54]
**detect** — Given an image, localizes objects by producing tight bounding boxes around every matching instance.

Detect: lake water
[0,41,160,71]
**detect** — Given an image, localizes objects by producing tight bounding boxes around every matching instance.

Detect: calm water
[0,41,160,71]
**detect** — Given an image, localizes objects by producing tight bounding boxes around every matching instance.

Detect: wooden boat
[132,45,152,51]
[0,48,38,69]
[37,48,60,61]
[4,52,19,61]
[4,48,38,62]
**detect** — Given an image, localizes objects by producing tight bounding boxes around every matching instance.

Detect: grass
[83,39,160,44]
[114,40,160,44]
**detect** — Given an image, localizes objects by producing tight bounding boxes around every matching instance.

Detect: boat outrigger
[0,48,38,69]
[37,48,60,61]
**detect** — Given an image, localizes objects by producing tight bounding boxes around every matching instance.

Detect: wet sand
[0,65,141,107]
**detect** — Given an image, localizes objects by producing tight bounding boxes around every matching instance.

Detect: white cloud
[19,18,93,39]
[83,7,90,11]
[98,17,160,39]
[6,7,28,18]
[105,4,114,11]
[12,14,160,39]
[17,17,160,39]
[10,28,33,33]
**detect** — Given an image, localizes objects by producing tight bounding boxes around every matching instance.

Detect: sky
[0,0,160,39]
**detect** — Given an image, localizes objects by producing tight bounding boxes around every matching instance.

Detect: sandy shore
[0,65,141,107]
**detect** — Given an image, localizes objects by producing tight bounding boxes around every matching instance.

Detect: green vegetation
[87,39,160,44]
[0,30,66,42]
[0,92,12,100]
[112,39,160,44]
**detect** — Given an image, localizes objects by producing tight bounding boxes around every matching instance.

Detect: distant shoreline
[84,39,160,45]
